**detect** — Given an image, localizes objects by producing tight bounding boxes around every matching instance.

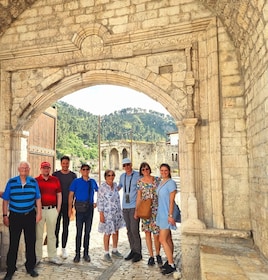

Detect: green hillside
[55,101,176,162]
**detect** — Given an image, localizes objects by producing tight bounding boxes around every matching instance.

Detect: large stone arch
[1,1,268,279]
[12,64,186,131]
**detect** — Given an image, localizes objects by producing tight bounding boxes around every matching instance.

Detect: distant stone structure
[100,140,179,173]
[0,1,268,279]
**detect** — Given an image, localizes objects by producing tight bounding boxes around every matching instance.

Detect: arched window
[122,148,128,159]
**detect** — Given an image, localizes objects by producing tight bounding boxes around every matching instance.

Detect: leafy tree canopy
[55,101,176,161]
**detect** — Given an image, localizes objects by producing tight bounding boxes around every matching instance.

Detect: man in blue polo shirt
[68,163,98,263]
[2,161,42,280]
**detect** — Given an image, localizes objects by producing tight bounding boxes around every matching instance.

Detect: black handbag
[173,202,181,223]
[74,179,92,213]
[75,201,90,212]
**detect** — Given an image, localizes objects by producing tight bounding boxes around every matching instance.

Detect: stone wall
[100,140,179,173]
[0,1,268,279]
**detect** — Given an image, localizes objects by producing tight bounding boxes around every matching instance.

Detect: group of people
[99,158,178,276]
[121,159,177,275]
[1,156,79,280]
[1,156,178,280]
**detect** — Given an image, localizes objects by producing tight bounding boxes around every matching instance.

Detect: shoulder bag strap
[88,179,92,203]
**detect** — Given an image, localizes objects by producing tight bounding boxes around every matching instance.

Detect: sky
[60,85,170,116]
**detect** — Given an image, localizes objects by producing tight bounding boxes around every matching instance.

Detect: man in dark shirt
[2,161,42,280]
[53,156,77,258]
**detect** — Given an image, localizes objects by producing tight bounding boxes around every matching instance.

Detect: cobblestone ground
[0,210,182,280]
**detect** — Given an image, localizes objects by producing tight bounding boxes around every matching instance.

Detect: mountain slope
[55,101,176,161]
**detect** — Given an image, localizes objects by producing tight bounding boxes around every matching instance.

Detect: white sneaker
[49,257,62,265]
[61,248,68,259]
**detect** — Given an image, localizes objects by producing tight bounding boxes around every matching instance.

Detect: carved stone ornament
[183,118,198,144]
[81,35,104,57]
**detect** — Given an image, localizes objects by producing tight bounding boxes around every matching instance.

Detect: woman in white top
[97,170,125,262]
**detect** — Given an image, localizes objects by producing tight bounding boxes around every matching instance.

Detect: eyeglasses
[107,174,115,177]
[82,168,89,171]
[123,163,131,167]
[142,168,150,171]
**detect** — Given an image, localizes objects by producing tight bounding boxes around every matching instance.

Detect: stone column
[0,131,12,190]
[11,130,29,175]
[0,130,29,267]
[181,118,206,231]
[0,130,28,190]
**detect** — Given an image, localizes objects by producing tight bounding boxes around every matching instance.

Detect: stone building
[100,140,179,172]
[0,1,268,279]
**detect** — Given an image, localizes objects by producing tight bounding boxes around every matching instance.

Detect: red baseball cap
[40,161,51,168]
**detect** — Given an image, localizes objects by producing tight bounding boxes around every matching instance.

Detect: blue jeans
[75,204,94,255]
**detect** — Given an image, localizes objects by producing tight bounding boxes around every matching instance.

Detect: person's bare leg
[112,231,119,249]
[166,230,174,255]
[159,229,174,264]
[145,231,153,257]
[104,234,111,251]
[154,234,161,256]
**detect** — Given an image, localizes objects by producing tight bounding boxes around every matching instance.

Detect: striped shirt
[2,175,41,213]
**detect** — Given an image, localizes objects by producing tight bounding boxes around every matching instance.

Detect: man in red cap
[35,162,62,265]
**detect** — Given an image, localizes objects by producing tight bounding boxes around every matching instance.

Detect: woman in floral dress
[135,162,162,266]
[97,169,125,262]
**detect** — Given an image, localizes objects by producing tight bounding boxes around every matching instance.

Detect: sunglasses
[142,167,149,171]
[107,174,115,177]
[123,163,131,167]
[82,168,89,171]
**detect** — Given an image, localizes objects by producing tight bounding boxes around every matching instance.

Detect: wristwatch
[168,214,173,218]
[3,214,7,217]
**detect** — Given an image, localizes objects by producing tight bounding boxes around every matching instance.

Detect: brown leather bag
[136,198,152,219]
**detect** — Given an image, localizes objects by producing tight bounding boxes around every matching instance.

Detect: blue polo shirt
[2,175,41,213]
[70,177,98,203]
[118,171,140,209]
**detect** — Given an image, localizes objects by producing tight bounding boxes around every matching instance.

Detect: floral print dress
[137,177,160,234]
[97,181,125,234]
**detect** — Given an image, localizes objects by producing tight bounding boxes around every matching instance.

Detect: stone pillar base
[181,218,206,232]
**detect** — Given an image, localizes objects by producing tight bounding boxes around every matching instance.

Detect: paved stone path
[0,211,182,280]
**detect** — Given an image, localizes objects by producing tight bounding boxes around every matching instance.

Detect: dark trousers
[7,210,36,274]
[75,204,94,255]
[55,203,69,248]
[123,208,141,254]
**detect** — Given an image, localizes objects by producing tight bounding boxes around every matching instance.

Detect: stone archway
[109,148,119,170]
[1,1,268,279]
